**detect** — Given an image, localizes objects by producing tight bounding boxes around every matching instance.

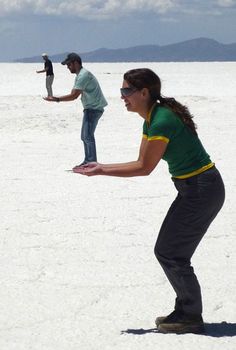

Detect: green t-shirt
[143,104,213,178]
[74,68,108,110]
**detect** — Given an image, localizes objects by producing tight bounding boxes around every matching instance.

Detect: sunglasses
[120,87,138,97]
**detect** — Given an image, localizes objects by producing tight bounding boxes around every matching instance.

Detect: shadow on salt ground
[121,322,236,337]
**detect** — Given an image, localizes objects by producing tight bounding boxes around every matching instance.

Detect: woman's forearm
[99,160,150,177]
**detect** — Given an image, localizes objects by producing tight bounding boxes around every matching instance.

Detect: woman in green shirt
[73,68,225,334]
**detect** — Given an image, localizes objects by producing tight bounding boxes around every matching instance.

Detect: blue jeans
[81,109,104,163]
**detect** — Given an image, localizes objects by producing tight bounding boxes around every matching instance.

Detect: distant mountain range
[15,38,236,63]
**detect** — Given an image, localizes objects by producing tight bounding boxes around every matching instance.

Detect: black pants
[154,166,225,317]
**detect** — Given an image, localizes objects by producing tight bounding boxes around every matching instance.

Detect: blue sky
[0,0,235,61]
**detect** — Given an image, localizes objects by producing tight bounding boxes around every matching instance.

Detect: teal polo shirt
[74,68,108,110]
[143,104,213,178]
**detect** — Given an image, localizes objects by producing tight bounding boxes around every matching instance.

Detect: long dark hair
[123,68,197,134]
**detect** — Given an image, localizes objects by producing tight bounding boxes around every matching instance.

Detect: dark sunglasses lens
[120,88,136,96]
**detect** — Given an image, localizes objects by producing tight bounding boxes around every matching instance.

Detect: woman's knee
[154,239,178,264]
[154,241,167,262]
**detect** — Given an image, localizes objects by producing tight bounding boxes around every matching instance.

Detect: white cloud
[0,0,176,18]
[217,0,236,7]
[0,0,235,19]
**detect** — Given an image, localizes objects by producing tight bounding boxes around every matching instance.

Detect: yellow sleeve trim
[147,136,169,143]
[143,134,148,139]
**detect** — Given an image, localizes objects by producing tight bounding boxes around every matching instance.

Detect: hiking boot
[155,310,178,327]
[155,316,167,327]
[156,311,205,334]
[158,320,205,334]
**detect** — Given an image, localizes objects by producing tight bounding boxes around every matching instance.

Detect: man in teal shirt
[44,53,107,165]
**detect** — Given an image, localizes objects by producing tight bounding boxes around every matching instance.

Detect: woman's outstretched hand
[72,162,101,176]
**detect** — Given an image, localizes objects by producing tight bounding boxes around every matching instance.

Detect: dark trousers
[154,166,225,317]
